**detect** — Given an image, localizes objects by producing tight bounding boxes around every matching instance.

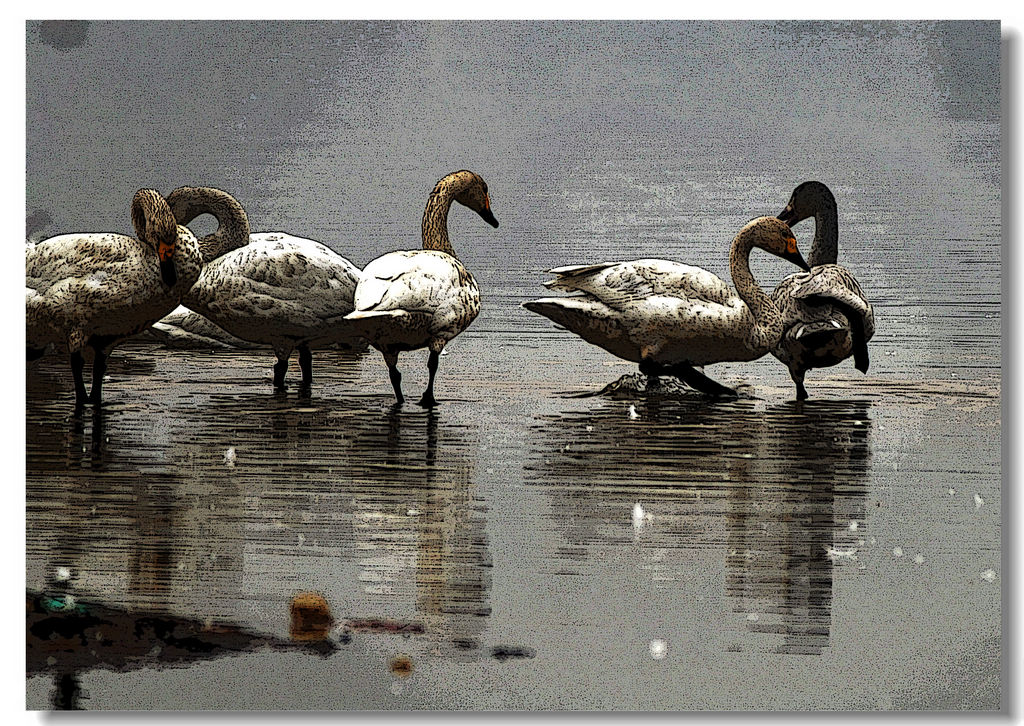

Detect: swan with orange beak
[26,188,202,406]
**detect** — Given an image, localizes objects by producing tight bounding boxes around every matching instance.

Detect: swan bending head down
[131,189,182,286]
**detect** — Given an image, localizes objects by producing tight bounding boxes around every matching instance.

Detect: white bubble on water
[649,639,667,659]
[223,447,237,467]
[893,547,903,558]
[913,554,925,564]
[826,546,858,562]
[632,503,651,530]
[974,493,984,509]
[981,569,997,583]
[55,566,71,582]
[628,404,639,420]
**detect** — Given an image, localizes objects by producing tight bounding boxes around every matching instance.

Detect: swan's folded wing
[26,234,139,292]
[353,251,464,315]
[790,265,873,332]
[544,259,732,309]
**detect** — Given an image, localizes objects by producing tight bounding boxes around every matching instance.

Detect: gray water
[25,20,1001,710]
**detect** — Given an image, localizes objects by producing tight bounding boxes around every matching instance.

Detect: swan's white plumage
[346,249,480,352]
[183,232,365,354]
[527,258,763,366]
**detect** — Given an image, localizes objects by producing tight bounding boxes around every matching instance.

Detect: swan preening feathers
[25,189,202,405]
[27,175,873,408]
[773,181,875,399]
[167,185,364,391]
[524,216,810,398]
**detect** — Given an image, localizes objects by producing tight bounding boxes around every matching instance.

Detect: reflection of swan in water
[350,406,492,655]
[724,400,871,654]
[525,397,872,654]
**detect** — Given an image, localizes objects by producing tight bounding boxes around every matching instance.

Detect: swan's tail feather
[847,310,870,374]
[814,302,870,374]
[522,297,623,349]
[543,262,617,292]
[343,309,433,339]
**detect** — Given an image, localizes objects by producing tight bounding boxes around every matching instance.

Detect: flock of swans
[25,171,874,408]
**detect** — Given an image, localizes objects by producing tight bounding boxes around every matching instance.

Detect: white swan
[344,170,499,407]
[26,189,202,406]
[165,187,365,391]
[773,181,875,400]
[523,217,809,398]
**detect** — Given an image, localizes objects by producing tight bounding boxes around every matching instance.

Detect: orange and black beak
[781,234,810,271]
[158,242,178,286]
[478,194,499,228]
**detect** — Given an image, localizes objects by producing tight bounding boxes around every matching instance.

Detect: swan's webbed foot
[417,393,438,408]
[668,364,738,399]
[795,382,809,400]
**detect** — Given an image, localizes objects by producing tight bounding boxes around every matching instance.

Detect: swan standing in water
[26,189,202,406]
[523,217,809,398]
[773,181,875,400]
[166,187,365,391]
[345,170,498,407]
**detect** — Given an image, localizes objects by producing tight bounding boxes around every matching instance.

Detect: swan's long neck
[809,193,839,267]
[729,232,781,353]
[421,176,463,257]
[168,187,250,263]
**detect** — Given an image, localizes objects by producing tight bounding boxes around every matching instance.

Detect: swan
[26,189,202,406]
[344,170,499,407]
[773,181,875,400]
[165,186,365,391]
[522,216,810,398]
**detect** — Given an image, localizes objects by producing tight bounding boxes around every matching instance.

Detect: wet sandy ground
[25,329,1001,710]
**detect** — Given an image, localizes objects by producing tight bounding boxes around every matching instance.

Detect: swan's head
[132,189,179,286]
[777,181,835,227]
[450,170,499,228]
[744,216,810,271]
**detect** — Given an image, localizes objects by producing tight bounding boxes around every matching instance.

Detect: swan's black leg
[668,363,738,399]
[639,358,664,390]
[384,351,404,404]
[418,350,440,408]
[89,346,108,406]
[70,352,88,405]
[791,366,809,401]
[298,344,313,390]
[273,351,289,391]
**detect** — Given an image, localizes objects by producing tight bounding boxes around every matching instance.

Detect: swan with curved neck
[163,185,366,392]
[773,181,875,400]
[523,216,810,398]
[26,188,202,406]
[344,170,498,407]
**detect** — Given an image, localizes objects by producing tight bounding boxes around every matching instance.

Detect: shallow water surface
[26,334,1000,709]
